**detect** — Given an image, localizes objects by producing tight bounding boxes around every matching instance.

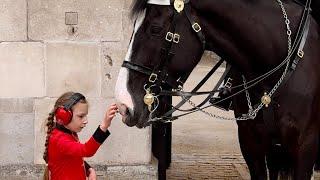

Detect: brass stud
[144,89,154,112]
[174,0,184,13]
[261,92,271,107]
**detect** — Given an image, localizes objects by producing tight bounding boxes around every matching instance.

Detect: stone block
[34,98,55,164]
[124,0,134,10]
[0,0,27,41]
[34,97,152,165]
[121,10,134,48]
[0,42,45,98]
[0,113,34,164]
[28,0,125,41]
[46,42,101,98]
[101,42,127,98]
[0,98,34,113]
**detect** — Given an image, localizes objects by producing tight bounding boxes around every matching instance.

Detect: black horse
[115,0,320,179]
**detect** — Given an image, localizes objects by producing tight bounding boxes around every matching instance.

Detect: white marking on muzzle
[114,11,146,110]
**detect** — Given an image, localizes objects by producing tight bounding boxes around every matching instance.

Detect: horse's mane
[130,0,320,25]
[131,0,149,18]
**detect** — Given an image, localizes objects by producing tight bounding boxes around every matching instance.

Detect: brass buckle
[297,50,304,58]
[149,73,158,83]
[192,23,201,32]
[173,33,180,43]
[224,78,233,88]
[165,32,174,42]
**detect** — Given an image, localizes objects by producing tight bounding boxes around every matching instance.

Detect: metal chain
[180,0,292,121]
[181,75,256,121]
[277,0,292,53]
[242,75,253,112]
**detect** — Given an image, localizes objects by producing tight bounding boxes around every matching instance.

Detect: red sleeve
[57,127,110,157]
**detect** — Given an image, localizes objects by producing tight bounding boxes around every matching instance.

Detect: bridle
[122,0,312,123]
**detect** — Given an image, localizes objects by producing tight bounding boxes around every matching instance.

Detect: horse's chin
[136,119,150,128]
[117,103,137,127]
[118,103,151,128]
[121,116,137,127]
[123,113,150,128]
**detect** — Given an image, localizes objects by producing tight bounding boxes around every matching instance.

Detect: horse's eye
[150,25,163,36]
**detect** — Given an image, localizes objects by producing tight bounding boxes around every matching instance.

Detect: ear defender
[55,93,85,125]
[55,107,73,125]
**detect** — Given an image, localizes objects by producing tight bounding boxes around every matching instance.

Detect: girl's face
[65,102,89,133]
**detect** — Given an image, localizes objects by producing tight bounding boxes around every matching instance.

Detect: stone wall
[0,0,156,179]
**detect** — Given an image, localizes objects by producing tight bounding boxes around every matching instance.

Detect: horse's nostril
[125,108,130,115]
[117,103,130,117]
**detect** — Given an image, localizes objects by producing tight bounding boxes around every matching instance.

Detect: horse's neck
[297,0,320,25]
[192,0,296,72]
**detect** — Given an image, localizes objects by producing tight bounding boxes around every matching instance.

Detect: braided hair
[43,92,87,163]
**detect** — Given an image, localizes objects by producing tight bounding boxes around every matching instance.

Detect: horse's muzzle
[117,103,137,127]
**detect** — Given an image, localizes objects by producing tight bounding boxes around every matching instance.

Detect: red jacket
[48,124,110,180]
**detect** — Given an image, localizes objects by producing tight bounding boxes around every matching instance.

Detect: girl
[43,92,118,180]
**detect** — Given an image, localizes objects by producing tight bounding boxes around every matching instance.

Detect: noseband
[122,0,312,123]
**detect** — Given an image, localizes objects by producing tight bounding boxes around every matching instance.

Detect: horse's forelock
[131,0,171,18]
[131,0,149,18]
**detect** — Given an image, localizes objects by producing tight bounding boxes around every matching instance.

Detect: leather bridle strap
[150,11,180,89]
[184,4,206,50]
[122,61,152,75]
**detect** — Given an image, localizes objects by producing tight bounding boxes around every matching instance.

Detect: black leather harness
[121,0,312,123]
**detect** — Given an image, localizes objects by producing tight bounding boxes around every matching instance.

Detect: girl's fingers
[108,110,117,115]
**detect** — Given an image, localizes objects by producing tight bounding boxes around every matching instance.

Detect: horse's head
[115,0,303,128]
[115,0,204,128]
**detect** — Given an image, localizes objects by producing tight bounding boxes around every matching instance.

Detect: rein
[122,0,312,124]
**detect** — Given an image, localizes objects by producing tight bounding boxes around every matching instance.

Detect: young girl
[43,92,118,180]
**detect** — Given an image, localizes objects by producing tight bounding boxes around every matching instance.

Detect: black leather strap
[122,61,152,75]
[184,4,206,50]
[290,15,311,71]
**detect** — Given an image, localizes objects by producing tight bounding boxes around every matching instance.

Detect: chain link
[277,0,292,53]
[242,76,253,112]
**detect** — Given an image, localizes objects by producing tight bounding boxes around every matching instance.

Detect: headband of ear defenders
[63,93,85,110]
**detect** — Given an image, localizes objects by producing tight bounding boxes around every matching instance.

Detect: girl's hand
[88,168,97,180]
[100,103,118,132]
